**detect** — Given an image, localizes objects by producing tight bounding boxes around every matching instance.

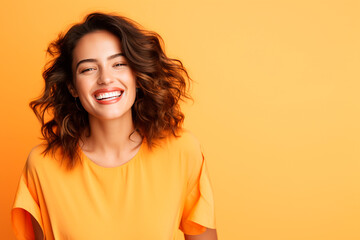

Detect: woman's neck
[80,113,142,167]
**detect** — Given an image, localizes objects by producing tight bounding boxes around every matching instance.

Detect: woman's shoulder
[151,130,204,166]
[25,144,62,172]
[163,129,202,151]
[26,144,46,166]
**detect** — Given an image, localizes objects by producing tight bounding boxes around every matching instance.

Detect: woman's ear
[67,83,78,97]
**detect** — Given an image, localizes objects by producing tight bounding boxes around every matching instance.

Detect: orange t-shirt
[11,131,216,240]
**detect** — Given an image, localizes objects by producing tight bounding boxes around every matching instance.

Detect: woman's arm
[184,228,218,240]
[30,214,44,240]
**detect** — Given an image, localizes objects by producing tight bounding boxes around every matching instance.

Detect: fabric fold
[11,170,44,240]
[180,156,216,235]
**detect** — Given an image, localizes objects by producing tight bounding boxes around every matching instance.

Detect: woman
[11,12,217,240]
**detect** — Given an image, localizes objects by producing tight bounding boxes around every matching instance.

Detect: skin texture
[71,30,137,123]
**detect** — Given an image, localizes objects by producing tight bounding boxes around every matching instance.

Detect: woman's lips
[93,88,124,104]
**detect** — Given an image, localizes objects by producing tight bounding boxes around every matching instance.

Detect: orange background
[2,0,360,239]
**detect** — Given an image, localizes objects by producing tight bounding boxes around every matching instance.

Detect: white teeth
[95,91,122,100]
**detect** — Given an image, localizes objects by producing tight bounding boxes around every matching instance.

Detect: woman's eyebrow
[76,59,96,70]
[108,53,123,60]
[75,53,124,70]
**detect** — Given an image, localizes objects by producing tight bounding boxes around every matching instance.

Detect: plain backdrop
[1,0,360,239]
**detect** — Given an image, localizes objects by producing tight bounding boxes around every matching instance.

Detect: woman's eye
[114,63,127,67]
[80,67,96,74]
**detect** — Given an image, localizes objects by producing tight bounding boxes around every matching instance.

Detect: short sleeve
[11,158,44,240]
[180,153,216,235]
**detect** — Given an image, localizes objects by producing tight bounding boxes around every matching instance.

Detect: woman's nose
[97,68,114,85]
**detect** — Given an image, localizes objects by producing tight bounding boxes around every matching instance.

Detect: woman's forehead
[73,30,122,63]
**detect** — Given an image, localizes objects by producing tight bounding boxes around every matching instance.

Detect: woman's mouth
[95,91,122,100]
[93,88,124,104]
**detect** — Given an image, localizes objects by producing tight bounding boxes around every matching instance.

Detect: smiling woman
[11,12,217,240]
[70,31,137,123]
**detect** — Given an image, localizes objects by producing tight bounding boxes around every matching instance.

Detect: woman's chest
[38,158,188,239]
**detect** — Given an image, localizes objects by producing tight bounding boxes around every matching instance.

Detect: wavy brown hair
[31,12,191,168]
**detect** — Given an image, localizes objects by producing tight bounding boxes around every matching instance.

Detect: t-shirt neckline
[80,141,144,170]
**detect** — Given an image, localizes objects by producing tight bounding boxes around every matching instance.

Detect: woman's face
[71,30,136,122]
